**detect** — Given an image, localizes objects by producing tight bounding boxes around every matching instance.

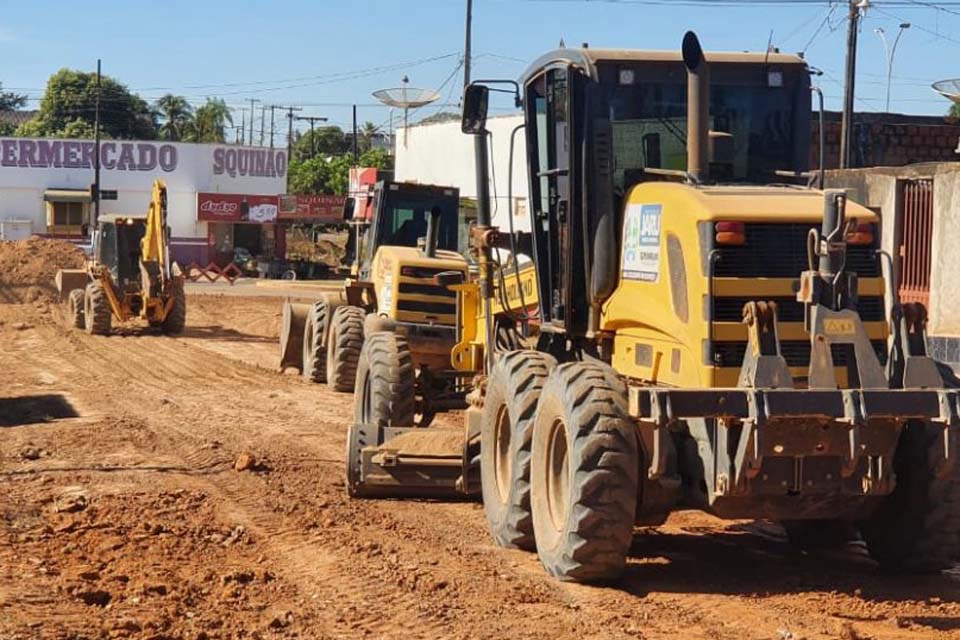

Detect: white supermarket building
[0,137,287,265]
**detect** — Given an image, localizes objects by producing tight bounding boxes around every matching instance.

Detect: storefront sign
[197,193,278,223]
[212,147,287,179]
[0,139,179,172]
[277,194,345,222]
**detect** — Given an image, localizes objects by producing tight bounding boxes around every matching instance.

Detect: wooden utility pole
[296,115,329,159]
[268,105,277,148]
[840,0,863,169]
[284,106,303,161]
[259,104,266,146]
[93,59,101,228]
[463,0,473,91]
[248,98,260,145]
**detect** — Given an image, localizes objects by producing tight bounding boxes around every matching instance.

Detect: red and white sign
[197,193,278,223]
[278,194,345,222]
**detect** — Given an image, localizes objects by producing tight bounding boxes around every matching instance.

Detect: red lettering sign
[277,194,345,223]
[197,193,279,223]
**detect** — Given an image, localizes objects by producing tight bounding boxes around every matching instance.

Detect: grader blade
[279,300,310,372]
[347,424,475,499]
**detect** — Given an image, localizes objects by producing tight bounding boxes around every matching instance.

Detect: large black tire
[83,282,112,336]
[326,305,365,392]
[530,362,638,582]
[859,420,960,572]
[162,278,186,334]
[353,332,415,429]
[481,350,556,551]
[301,300,330,383]
[346,422,381,498]
[68,289,85,329]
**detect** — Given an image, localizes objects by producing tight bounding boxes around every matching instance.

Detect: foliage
[19,68,156,139]
[0,83,27,112]
[185,98,233,143]
[292,125,349,161]
[949,103,960,120]
[415,111,460,126]
[288,148,393,196]
[156,94,193,141]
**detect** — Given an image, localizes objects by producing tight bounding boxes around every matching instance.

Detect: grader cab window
[376,188,460,252]
[603,63,804,189]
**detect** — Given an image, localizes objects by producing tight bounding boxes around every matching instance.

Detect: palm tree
[156,94,193,141]
[188,98,233,143]
[359,121,380,152]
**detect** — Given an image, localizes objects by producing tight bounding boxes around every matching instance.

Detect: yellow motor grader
[278,181,472,421]
[346,32,960,582]
[56,179,185,336]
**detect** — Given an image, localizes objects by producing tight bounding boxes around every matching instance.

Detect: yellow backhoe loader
[347,32,960,583]
[56,179,185,335]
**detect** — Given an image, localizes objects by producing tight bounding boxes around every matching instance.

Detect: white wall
[395,114,531,233]
[0,138,287,239]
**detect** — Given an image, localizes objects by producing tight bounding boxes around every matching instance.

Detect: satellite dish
[933,79,960,104]
[373,76,440,147]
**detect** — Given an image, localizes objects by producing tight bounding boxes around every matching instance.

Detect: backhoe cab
[350,31,960,583]
[57,179,185,336]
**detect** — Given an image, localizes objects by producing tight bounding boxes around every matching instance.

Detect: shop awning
[44,189,92,203]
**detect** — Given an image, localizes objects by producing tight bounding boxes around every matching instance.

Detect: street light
[875,22,911,113]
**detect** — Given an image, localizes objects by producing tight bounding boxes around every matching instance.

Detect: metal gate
[897,178,934,308]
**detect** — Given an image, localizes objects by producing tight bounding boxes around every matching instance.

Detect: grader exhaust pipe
[682,31,710,183]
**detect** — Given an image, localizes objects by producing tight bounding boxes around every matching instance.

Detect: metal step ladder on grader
[278,180,475,451]
[56,179,186,336]
[346,32,960,582]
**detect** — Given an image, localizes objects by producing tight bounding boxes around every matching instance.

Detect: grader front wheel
[326,305,365,392]
[530,362,638,582]
[301,300,330,383]
[480,350,556,551]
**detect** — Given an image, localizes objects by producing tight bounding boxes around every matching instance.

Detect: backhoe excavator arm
[141,179,170,282]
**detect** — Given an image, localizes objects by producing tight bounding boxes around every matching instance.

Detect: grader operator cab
[279,180,471,411]
[348,32,960,582]
[56,179,185,336]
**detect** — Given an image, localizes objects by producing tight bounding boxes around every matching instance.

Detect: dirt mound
[0,237,85,303]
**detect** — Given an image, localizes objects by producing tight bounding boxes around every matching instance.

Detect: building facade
[0,137,287,265]
[825,163,960,370]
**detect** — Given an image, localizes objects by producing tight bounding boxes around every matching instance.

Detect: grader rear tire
[302,300,330,383]
[859,420,960,572]
[530,362,638,582]
[162,279,186,334]
[353,332,415,429]
[68,289,85,329]
[481,350,556,551]
[83,282,112,336]
[326,305,365,392]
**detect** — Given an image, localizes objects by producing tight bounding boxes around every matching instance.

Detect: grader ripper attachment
[346,30,960,583]
[56,179,186,336]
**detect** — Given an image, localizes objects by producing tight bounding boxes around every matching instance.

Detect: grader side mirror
[462,84,489,135]
[342,197,356,221]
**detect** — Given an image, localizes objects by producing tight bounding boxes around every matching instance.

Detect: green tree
[293,125,348,161]
[19,68,156,139]
[156,94,194,141]
[287,148,393,196]
[0,83,28,136]
[186,98,232,143]
[948,103,960,121]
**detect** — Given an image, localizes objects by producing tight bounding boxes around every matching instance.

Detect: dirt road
[3,289,960,639]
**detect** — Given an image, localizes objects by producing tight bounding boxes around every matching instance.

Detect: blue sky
[1,0,958,143]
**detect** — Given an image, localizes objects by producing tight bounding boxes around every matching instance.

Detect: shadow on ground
[0,394,79,427]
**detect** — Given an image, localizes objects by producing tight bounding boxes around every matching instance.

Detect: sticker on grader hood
[622,203,662,281]
[380,273,393,314]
